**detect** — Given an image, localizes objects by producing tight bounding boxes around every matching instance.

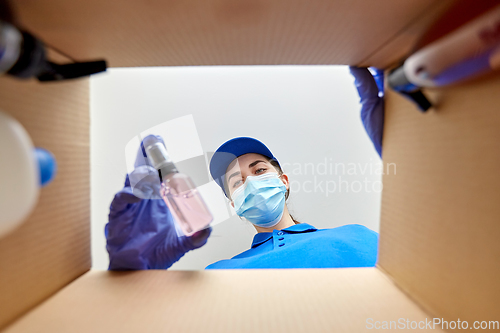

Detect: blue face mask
[231,172,287,228]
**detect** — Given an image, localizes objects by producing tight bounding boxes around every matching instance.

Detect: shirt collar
[251,223,317,248]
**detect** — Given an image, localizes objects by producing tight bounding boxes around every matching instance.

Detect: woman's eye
[255,168,266,174]
[233,179,242,188]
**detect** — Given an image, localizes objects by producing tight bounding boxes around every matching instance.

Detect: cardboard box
[1,0,499,331]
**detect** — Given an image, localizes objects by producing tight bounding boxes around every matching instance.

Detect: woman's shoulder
[307,224,379,243]
[205,247,261,269]
[318,223,378,234]
[205,259,232,270]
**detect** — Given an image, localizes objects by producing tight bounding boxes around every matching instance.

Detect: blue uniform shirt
[205,223,378,269]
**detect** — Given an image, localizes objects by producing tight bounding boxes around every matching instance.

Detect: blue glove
[105,135,212,270]
[349,66,385,157]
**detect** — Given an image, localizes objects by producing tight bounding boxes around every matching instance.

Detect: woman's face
[225,153,289,200]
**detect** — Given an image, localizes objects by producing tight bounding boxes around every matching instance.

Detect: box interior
[4,269,443,333]
[1,0,499,331]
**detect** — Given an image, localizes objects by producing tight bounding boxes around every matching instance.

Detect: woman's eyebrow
[227,171,241,184]
[227,160,266,184]
[248,160,266,168]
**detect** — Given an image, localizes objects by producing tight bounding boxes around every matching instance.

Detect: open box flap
[379,72,500,323]
[4,268,444,332]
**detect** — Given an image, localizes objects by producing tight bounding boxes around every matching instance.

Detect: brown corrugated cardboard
[357,0,455,68]
[3,269,443,333]
[379,72,500,323]
[0,78,91,329]
[12,0,448,69]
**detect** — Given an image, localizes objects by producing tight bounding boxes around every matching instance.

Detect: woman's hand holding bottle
[105,135,211,270]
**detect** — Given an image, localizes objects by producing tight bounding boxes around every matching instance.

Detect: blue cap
[209,137,280,197]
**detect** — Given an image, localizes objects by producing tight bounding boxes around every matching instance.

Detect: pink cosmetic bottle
[145,140,213,236]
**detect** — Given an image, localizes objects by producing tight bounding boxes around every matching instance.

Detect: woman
[105,66,382,270]
[205,137,378,269]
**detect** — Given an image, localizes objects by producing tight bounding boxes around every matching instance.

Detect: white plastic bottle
[404,4,500,87]
[0,110,57,238]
